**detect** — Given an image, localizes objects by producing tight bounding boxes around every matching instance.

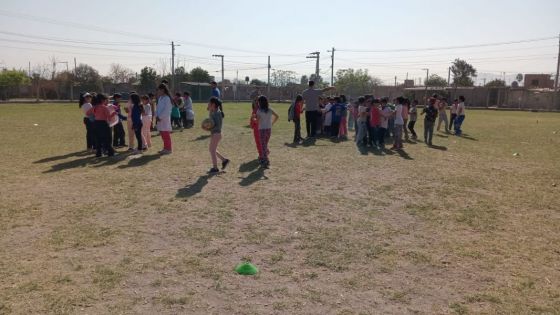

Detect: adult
[454,96,466,136]
[155,83,173,154]
[301,80,335,138]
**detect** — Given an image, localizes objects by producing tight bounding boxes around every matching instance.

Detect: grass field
[0,102,559,314]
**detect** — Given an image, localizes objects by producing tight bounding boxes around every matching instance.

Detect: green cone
[235,262,258,275]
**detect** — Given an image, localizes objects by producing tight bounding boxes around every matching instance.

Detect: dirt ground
[0,103,559,314]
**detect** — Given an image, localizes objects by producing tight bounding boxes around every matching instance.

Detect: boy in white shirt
[454,96,466,136]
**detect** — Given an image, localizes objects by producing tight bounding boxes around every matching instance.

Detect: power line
[0,30,167,46]
[338,36,557,53]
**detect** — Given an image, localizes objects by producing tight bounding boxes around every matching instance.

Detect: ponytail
[209,96,224,118]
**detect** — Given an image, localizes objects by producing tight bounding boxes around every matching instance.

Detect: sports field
[0,103,559,314]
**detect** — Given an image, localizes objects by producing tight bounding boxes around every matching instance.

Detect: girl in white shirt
[391,97,405,150]
[140,95,152,149]
[80,92,95,152]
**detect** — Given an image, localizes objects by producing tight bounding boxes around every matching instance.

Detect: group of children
[287,92,467,150]
[79,81,467,173]
[79,83,186,157]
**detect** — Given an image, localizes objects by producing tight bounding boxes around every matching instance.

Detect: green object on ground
[235,262,258,275]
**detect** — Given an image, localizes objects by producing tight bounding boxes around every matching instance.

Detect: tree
[189,67,211,83]
[108,63,134,84]
[334,68,381,96]
[139,66,158,93]
[451,58,477,87]
[300,75,309,85]
[75,64,101,92]
[0,69,30,99]
[250,78,266,86]
[425,74,448,87]
[485,79,506,87]
[271,70,297,87]
[174,66,190,83]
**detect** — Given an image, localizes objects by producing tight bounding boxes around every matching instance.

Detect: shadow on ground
[176,174,215,198]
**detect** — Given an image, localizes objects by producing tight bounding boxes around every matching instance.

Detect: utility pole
[328,47,335,86]
[171,42,181,92]
[267,55,271,96]
[28,61,31,77]
[553,33,560,109]
[394,76,397,87]
[447,67,451,86]
[212,54,224,94]
[307,51,320,81]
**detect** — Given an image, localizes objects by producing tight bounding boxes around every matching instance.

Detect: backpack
[288,102,295,122]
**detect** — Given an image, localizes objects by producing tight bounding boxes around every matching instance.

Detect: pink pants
[142,116,152,147]
[160,131,172,151]
[209,133,225,167]
[339,118,347,137]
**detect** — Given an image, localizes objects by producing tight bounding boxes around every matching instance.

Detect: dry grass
[0,103,559,314]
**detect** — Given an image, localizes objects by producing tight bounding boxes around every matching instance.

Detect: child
[329,96,344,138]
[149,92,157,131]
[140,95,152,149]
[250,96,263,158]
[171,102,181,129]
[391,96,405,150]
[86,93,117,157]
[111,93,126,148]
[449,99,458,131]
[454,96,466,136]
[355,97,368,147]
[437,98,450,133]
[79,92,95,152]
[292,94,304,143]
[369,98,381,148]
[408,100,418,140]
[155,83,173,154]
[130,93,145,153]
[183,91,194,128]
[125,96,135,151]
[421,97,438,146]
[402,98,410,140]
[255,95,278,168]
[338,95,348,139]
[208,97,230,173]
[379,99,392,149]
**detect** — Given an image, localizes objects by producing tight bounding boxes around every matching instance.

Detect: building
[523,74,554,89]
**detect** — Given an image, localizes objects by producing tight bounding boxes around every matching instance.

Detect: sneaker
[221,159,230,170]
[208,167,220,174]
[127,148,135,152]
[159,149,172,155]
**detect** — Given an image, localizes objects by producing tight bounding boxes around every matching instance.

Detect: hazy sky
[0,0,559,85]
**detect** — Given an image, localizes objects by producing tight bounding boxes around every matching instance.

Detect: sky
[0,0,559,85]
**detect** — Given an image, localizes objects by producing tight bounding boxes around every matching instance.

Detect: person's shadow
[459,133,478,141]
[176,175,213,198]
[43,155,99,173]
[192,135,211,141]
[34,151,91,164]
[395,149,414,160]
[428,144,448,151]
[117,154,161,169]
[238,159,267,186]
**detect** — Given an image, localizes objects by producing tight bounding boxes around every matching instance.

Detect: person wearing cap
[302,80,335,138]
[111,93,127,148]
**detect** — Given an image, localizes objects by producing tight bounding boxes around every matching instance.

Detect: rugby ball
[201,118,214,131]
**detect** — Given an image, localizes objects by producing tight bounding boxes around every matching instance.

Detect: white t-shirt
[323,103,333,126]
[357,105,368,122]
[380,107,391,128]
[257,109,276,130]
[81,103,92,117]
[142,103,152,116]
[457,102,465,115]
[394,104,404,125]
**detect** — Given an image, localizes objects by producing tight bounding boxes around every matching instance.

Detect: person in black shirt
[421,97,438,146]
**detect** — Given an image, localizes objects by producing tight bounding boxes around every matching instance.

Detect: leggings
[83,117,95,150]
[393,124,403,148]
[142,116,152,147]
[159,131,172,151]
[209,133,226,167]
[127,120,135,149]
[133,124,144,150]
[408,120,417,138]
[252,126,262,158]
[259,128,272,160]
